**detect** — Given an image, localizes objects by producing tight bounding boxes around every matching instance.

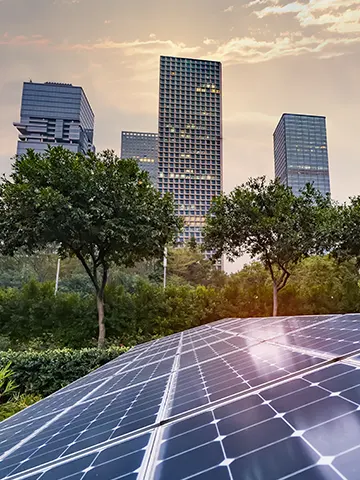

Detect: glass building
[158,56,223,245]
[121,131,158,186]
[274,113,331,196]
[14,81,95,156]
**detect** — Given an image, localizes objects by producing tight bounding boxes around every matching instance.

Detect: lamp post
[163,247,167,289]
[54,258,61,295]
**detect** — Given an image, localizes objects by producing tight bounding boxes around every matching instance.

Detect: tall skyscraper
[121,131,158,185]
[158,56,223,245]
[14,81,95,156]
[274,113,330,196]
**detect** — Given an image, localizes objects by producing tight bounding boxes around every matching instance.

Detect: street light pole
[54,258,61,295]
[163,247,167,289]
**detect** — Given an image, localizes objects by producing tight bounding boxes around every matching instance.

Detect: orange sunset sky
[0,0,359,271]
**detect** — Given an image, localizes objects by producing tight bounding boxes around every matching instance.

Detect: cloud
[203,38,218,45]
[250,0,360,34]
[0,34,50,46]
[209,34,360,64]
[53,0,81,4]
[224,5,234,12]
[61,38,200,57]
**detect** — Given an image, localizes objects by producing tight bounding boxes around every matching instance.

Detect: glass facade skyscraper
[14,82,95,156]
[274,113,330,196]
[158,56,223,245]
[121,131,158,185]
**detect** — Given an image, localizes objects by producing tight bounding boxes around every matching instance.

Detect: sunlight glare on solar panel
[3,314,360,480]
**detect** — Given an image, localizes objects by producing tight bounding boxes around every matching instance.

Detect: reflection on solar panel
[2,314,360,479]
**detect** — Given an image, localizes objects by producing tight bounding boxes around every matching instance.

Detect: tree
[0,147,181,347]
[204,177,332,316]
[333,197,360,266]
[167,245,227,287]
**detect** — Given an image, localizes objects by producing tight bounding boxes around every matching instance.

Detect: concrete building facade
[121,131,158,185]
[14,81,95,156]
[274,113,330,196]
[158,55,223,245]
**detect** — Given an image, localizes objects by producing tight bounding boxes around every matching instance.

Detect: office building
[158,56,223,245]
[121,131,158,185]
[274,113,330,196]
[14,81,95,156]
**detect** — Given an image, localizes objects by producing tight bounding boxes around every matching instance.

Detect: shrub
[0,346,128,397]
[0,363,17,402]
[0,394,42,422]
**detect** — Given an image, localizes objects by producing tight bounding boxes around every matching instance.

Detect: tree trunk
[272,280,278,317]
[96,292,106,348]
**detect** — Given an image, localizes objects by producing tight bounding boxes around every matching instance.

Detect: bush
[0,394,41,422]
[0,346,128,397]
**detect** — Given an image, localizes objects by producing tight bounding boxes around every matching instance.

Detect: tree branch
[74,250,99,292]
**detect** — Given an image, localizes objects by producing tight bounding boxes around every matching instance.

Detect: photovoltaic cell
[0,376,168,478]
[155,362,360,480]
[170,343,324,416]
[2,314,360,480]
[274,313,360,356]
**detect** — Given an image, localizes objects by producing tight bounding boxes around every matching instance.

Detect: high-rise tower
[14,81,95,156]
[121,131,158,186]
[158,56,223,245]
[274,113,330,196]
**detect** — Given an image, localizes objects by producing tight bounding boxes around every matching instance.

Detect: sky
[0,0,359,272]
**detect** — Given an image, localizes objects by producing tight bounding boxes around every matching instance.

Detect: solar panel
[2,314,360,480]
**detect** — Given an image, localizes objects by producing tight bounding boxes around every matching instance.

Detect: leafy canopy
[0,147,182,290]
[204,177,332,296]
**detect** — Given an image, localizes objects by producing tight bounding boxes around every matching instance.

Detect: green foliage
[0,363,17,402]
[204,177,333,315]
[0,147,182,347]
[333,197,360,267]
[0,280,97,349]
[0,394,41,422]
[167,246,226,287]
[0,256,360,353]
[279,256,360,315]
[0,346,128,397]
[218,263,273,318]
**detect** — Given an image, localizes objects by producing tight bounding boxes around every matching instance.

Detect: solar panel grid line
[5,315,360,480]
[0,343,180,479]
[80,359,175,403]
[209,314,338,343]
[154,360,360,480]
[186,348,236,480]
[208,316,293,334]
[0,376,119,466]
[269,339,338,361]
[3,430,153,480]
[0,337,164,467]
[157,354,337,433]
[255,391,345,480]
[1,381,168,480]
[41,340,157,395]
[271,333,360,361]
[137,332,184,480]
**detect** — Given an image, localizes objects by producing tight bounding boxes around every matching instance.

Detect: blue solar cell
[0,377,168,478]
[154,360,360,479]
[33,433,150,480]
[4,314,360,480]
[169,344,324,416]
[273,314,360,356]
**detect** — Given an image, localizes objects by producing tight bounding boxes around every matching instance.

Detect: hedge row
[0,280,219,349]
[0,346,128,397]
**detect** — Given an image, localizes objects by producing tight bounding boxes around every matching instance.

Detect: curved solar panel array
[2,314,360,479]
